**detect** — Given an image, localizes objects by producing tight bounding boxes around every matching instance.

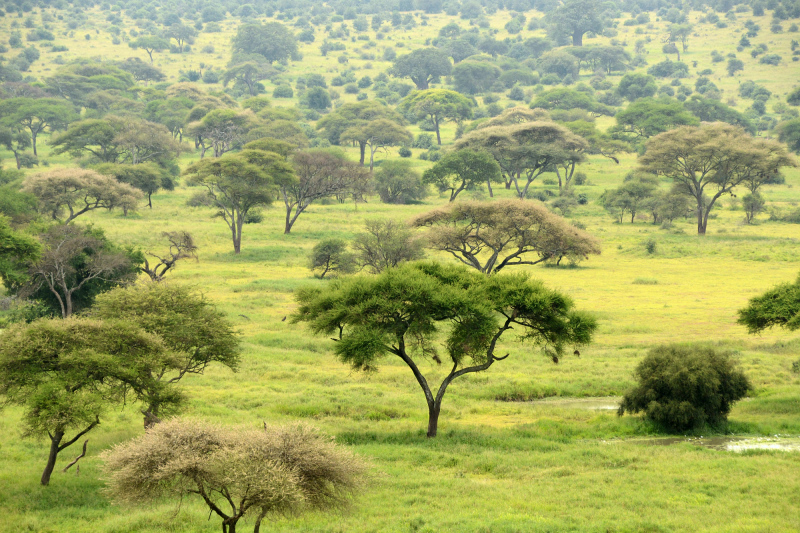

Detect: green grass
[2,4,800,532]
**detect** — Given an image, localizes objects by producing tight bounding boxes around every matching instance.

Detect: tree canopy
[738,273,800,333]
[399,89,472,146]
[389,48,452,90]
[231,22,299,64]
[639,123,796,234]
[422,149,502,201]
[412,200,601,274]
[294,261,596,437]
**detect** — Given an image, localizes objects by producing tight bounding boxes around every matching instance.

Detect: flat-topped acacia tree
[293,262,596,437]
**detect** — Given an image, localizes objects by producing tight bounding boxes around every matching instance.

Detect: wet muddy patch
[527,397,622,411]
[631,436,800,452]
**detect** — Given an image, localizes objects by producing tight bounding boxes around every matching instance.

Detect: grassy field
[2,4,800,533]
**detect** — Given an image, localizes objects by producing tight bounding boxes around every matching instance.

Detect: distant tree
[618,345,751,431]
[742,192,766,224]
[302,87,331,111]
[0,126,32,169]
[454,121,588,199]
[223,60,275,96]
[412,200,601,273]
[563,119,631,165]
[0,317,170,485]
[373,160,427,204]
[0,97,77,156]
[103,420,365,533]
[477,37,508,58]
[128,35,170,64]
[138,231,198,282]
[610,98,699,141]
[422,149,502,201]
[451,61,502,94]
[398,89,472,145]
[662,42,681,61]
[351,219,425,274]
[530,87,615,116]
[389,48,452,90]
[727,58,744,76]
[0,214,39,290]
[738,272,800,333]
[317,101,406,162]
[341,118,412,171]
[309,238,356,279]
[231,22,299,64]
[282,150,370,234]
[536,49,579,79]
[293,261,597,437]
[586,45,631,74]
[546,0,605,46]
[117,57,165,84]
[23,169,141,223]
[777,118,800,153]
[186,109,254,158]
[184,149,293,252]
[684,95,755,134]
[92,163,169,209]
[22,224,142,318]
[616,73,657,101]
[668,24,692,52]
[50,117,124,163]
[443,39,477,63]
[163,24,197,53]
[638,123,797,234]
[600,173,659,223]
[91,283,239,427]
[787,87,800,106]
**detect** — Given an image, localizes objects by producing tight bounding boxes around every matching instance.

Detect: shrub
[273,85,293,98]
[398,146,412,158]
[102,419,365,533]
[373,160,427,204]
[309,238,356,278]
[619,345,752,431]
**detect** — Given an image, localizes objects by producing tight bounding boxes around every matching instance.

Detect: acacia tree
[163,24,197,53]
[23,224,141,318]
[0,97,77,156]
[317,101,407,161]
[128,35,170,64]
[186,109,254,158]
[412,200,601,274]
[23,169,141,223]
[389,48,452,90]
[184,149,294,253]
[91,283,240,427]
[282,150,370,234]
[103,420,365,533]
[0,317,169,485]
[294,262,597,437]
[738,273,800,334]
[454,121,588,198]
[352,219,425,274]
[398,89,472,145]
[422,149,502,201]
[638,123,797,234]
[50,117,124,163]
[139,231,198,281]
[341,118,412,171]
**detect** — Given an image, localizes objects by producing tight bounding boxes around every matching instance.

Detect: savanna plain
[1,1,800,532]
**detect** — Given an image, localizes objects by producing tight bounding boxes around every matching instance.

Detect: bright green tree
[293,262,597,437]
[422,149,502,201]
[389,48,452,90]
[398,89,472,145]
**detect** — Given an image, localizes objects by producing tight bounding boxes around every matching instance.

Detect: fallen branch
[62,439,88,473]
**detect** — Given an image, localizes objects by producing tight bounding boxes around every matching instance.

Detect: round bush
[272,85,293,98]
[619,345,752,431]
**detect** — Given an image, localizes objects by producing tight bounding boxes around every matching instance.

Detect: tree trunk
[32,132,38,156]
[358,142,366,165]
[697,204,706,235]
[572,30,584,46]
[41,431,64,486]
[148,192,153,208]
[486,180,494,197]
[434,117,441,145]
[426,402,440,438]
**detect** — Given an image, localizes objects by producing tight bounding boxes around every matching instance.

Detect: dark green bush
[619,345,752,432]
